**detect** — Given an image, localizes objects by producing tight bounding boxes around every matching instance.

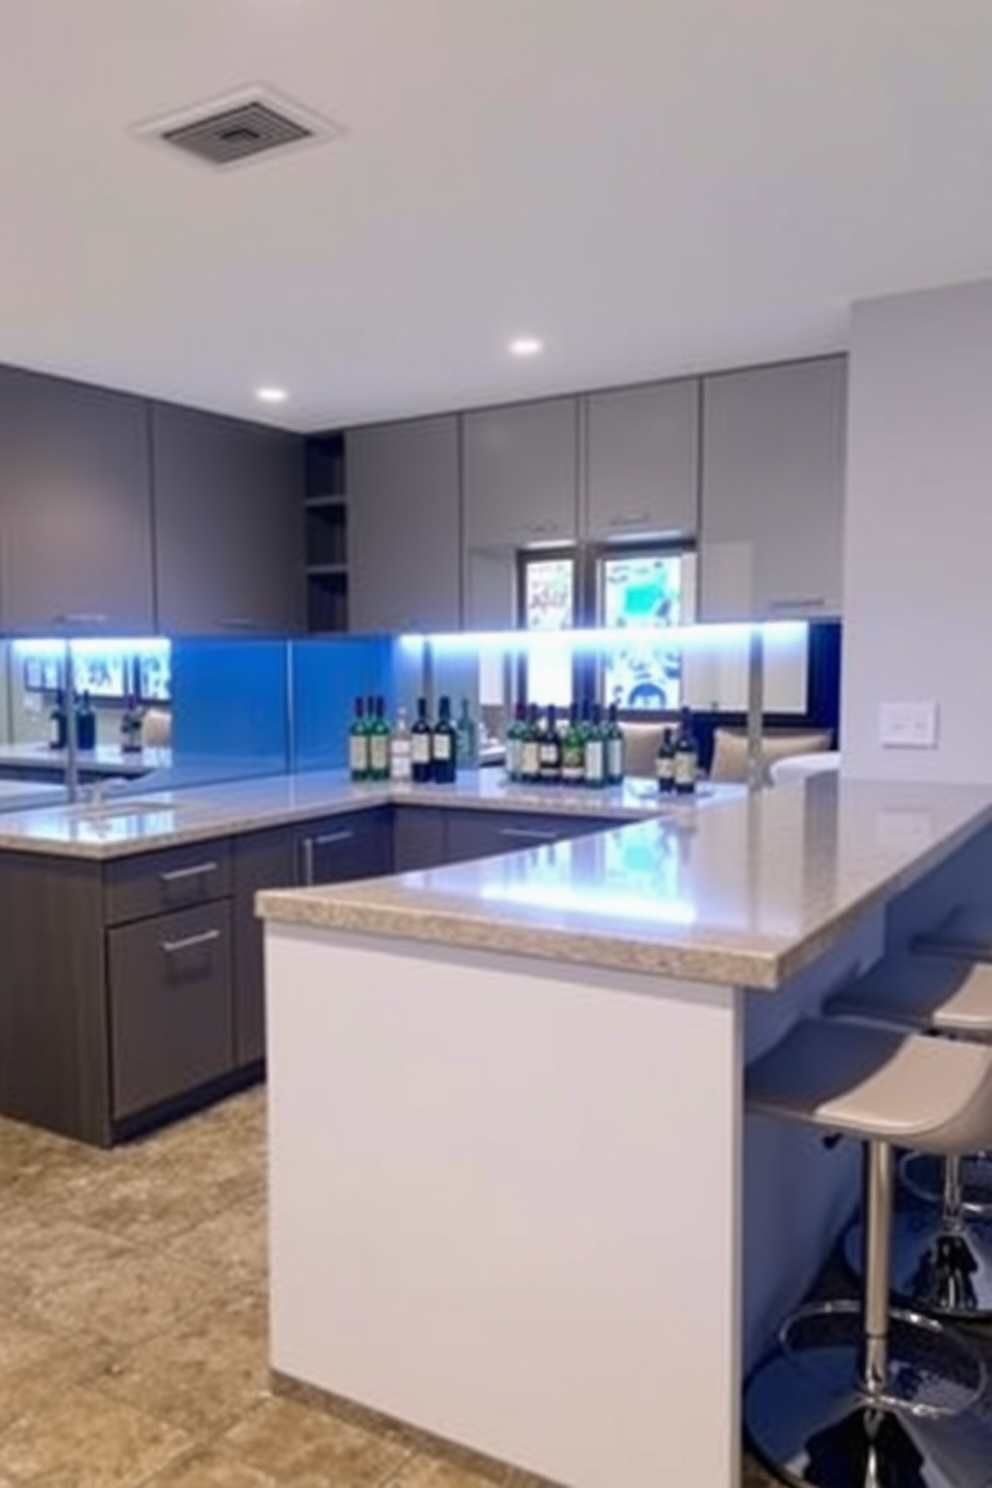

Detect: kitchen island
[257,775,992,1488]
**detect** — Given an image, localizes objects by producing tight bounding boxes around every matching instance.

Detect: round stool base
[902,1153,992,1219]
[845,1211,992,1319]
[746,1308,992,1488]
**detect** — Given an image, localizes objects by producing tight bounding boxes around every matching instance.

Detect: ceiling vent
[135,86,343,169]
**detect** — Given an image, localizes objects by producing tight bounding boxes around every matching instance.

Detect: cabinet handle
[767,597,827,613]
[300,837,315,887]
[219,617,257,630]
[159,861,219,885]
[160,928,221,955]
[607,512,651,529]
[312,829,355,847]
[498,827,559,841]
[53,613,109,626]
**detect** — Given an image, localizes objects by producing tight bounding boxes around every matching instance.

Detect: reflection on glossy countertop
[0,769,727,859]
[258,775,992,991]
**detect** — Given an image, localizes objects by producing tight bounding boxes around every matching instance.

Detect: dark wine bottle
[674,707,698,796]
[538,704,562,784]
[520,704,541,785]
[656,727,676,794]
[75,691,96,752]
[349,696,370,782]
[49,689,67,751]
[561,702,585,786]
[411,697,433,784]
[605,702,625,785]
[431,696,458,785]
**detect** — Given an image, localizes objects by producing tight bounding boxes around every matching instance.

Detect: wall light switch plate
[879,700,939,749]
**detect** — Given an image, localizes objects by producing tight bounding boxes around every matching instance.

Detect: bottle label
[412,734,432,765]
[656,756,676,782]
[585,740,605,782]
[539,742,560,765]
[390,740,412,782]
[521,741,540,778]
[674,750,697,788]
[349,736,369,774]
[607,739,624,781]
[507,738,522,779]
[370,736,389,773]
[433,733,451,762]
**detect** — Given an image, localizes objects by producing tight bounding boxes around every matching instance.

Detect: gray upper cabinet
[0,367,154,632]
[584,380,699,543]
[462,397,579,627]
[153,403,305,635]
[348,416,460,633]
[699,357,847,621]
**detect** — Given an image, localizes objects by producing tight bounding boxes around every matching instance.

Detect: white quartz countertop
[0,779,68,811]
[0,769,704,860]
[257,776,992,990]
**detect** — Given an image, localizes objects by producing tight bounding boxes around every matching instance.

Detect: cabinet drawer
[297,808,393,885]
[392,807,449,873]
[444,810,612,864]
[104,840,232,925]
[108,902,234,1119]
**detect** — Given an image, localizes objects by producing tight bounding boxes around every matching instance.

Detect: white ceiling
[1,0,990,431]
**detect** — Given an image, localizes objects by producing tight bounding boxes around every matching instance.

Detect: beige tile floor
[0,1087,987,1487]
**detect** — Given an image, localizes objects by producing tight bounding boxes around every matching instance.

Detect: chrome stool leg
[845,1152,992,1319]
[746,1141,992,1488]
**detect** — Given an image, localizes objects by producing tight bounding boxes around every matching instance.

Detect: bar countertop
[257,775,992,990]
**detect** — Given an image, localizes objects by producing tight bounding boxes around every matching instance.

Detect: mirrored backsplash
[0,621,840,801]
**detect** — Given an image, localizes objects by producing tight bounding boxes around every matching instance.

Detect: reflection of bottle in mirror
[605,703,625,785]
[49,689,67,750]
[456,698,478,770]
[389,706,413,782]
[674,708,698,796]
[120,693,144,754]
[75,691,97,751]
[656,727,676,794]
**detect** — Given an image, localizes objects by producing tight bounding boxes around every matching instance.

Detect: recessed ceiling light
[255,386,289,404]
[509,336,544,358]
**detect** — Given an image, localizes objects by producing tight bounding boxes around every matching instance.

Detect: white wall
[842,278,992,782]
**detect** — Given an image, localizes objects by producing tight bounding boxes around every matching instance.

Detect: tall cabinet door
[0,367,154,632]
[152,404,305,634]
[584,379,699,542]
[699,357,847,621]
[462,398,579,628]
[349,415,460,632]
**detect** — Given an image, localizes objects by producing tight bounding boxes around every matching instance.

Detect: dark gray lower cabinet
[0,802,619,1147]
[444,809,614,864]
[108,902,234,1119]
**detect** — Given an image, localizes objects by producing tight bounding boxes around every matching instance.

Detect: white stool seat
[747,1016,992,1154]
[826,953,992,1037]
[914,904,992,961]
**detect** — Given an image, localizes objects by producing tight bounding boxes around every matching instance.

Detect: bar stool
[829,953,992,1317]
[744,1014,992,1488]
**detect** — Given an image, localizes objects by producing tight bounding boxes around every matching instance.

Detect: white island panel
[267,926,742,1488]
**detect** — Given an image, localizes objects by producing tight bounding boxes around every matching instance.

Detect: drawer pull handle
[607,512,650,528]
[313,830,355,847]
[499,827,558,841]
[159,861,219,885]
[767,597,826,612]
[160,928,221,955]
[54,612,109,625]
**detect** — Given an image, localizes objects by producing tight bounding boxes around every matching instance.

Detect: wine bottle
[506,701,527,783]
[561,702,585,786]
[584,703,606,788]
[431,695,458,785]
[456,698,478,770]
[75,691,96,752]
[605,702,625,786]
[49,689,67,751]
[368,696,391,782]
[411,697,433,784]
[538,704,562,785]
[389,706,413,782]
[120,692,144,754]
[674,707,699,796]
[349,697,370,782]
[656,726,676,794]
[520,703,541,785]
